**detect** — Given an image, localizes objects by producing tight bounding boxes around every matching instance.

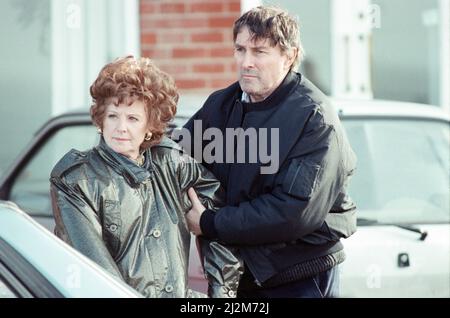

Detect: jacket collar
[95,137,152,186]
[240,71,301,113]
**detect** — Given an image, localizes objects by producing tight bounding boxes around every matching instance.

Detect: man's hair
[233,6,303,70]
[90,55,178,149]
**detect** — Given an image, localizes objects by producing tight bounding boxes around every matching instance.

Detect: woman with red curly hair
[50,56,242,298]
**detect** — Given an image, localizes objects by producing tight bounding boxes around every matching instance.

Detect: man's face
[234,26,294,103]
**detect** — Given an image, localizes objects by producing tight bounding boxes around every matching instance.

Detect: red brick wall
[140,0,241,93]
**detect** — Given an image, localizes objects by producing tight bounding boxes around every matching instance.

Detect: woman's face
[102,100,150,160]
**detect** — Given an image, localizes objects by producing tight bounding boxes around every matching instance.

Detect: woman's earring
[144,132,152,141]
[97,128,102,134]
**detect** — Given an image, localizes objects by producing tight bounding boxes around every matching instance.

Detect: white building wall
[331,0,373,99]
[51,0,140,115]
[440,0,450,113]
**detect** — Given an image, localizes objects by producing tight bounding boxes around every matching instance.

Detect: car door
[0,237,64,298]
[0,201,142,298]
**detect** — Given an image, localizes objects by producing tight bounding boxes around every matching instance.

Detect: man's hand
[186,188,206,236]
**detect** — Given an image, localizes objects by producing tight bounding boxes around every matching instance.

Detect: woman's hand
[186,188,206,236]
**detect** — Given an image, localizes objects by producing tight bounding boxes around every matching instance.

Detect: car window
[10,125,98,217]
[0,277,16,298]
[343,118,450,224]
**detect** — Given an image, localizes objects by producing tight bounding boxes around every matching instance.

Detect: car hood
[340,224,450,297]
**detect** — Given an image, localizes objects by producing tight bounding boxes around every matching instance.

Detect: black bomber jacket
[182,72,357,285]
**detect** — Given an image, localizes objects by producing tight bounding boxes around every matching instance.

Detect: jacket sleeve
[50,177,125,280]
[177,155,244,298]
[203,114,351,245]
[177,153,224,211]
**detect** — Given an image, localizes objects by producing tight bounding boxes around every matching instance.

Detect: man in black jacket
[181,6,357,298]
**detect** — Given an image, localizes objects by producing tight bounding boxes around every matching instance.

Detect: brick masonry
[140,0,241,93]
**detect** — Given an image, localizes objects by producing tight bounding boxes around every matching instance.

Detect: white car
[0,200,142,298]
[335,100,449,297]
[0,99,448,297]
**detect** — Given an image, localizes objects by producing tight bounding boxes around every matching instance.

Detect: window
[344,118,450,224]
[0,276,16,298]
[10,125,98,217]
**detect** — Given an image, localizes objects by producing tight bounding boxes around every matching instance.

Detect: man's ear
[284,47,298,70]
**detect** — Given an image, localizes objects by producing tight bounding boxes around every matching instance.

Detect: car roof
[332,98,450,121]
[41,99,449,134]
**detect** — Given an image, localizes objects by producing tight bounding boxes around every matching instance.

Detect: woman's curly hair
[90,55,178,150]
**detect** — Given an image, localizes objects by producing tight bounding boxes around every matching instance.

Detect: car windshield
[343,118,450,224]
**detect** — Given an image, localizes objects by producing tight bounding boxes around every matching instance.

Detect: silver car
[0,200,141,298]
[335,100,449,297]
